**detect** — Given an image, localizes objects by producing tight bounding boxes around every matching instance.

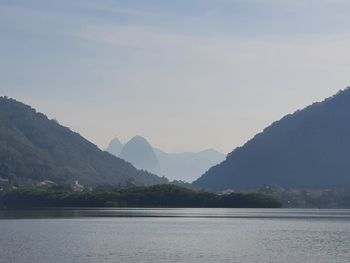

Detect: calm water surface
[0,208,349,263]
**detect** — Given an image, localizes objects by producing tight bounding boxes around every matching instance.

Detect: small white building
[39,180,58,188]
[221,189,235,195]
[72,180,84,192]
[0,177,9,191]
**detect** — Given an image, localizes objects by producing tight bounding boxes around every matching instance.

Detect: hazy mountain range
[106,137,225,182]
[0,97,167,187]
[3,87,350,191]
[193,88,350,191]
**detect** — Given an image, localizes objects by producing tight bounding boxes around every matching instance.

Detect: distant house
[39,180,58,188]
[72,180,84,192]
[221,189,235,195]
[0,177,9,191]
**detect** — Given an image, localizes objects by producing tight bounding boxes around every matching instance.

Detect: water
[0,209,349,263]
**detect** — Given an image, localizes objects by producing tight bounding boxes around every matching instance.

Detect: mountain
[193,88,350,191]
[106,137,123,156]
[119,136,161,175]
[106,137,225,182]
[0,97,167,187]
[153,148,225,182]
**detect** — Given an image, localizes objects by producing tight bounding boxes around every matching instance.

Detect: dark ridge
[193,87,350,191]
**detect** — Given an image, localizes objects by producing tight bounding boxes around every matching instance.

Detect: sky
[1,0,350,153]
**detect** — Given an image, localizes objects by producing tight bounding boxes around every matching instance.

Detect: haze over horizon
[1,0,350,153]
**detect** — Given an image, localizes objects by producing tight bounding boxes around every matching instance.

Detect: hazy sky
[1,0,350,153]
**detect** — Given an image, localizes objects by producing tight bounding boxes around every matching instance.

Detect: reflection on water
[0,209,350,263]
[1,208,350,219]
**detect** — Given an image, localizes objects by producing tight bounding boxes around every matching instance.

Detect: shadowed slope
[194,88,350,191]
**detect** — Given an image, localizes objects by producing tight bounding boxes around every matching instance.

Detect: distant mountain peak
[106,137,123,156]
[119,136,161,175]
[128,135,149,143]
[109,137,122,145]
[107,135,225,182]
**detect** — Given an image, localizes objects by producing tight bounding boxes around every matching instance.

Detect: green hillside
[0,97,167,187]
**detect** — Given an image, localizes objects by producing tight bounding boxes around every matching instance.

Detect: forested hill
[0,97,167,187]
[193,88,350,191]
[0,185,281,209]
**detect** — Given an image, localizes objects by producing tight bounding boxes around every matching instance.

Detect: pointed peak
[129,135,149,143]
[109,137,122,145]
[125,136,153,148]
[120,135,160,175]
[106,137,124,156]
